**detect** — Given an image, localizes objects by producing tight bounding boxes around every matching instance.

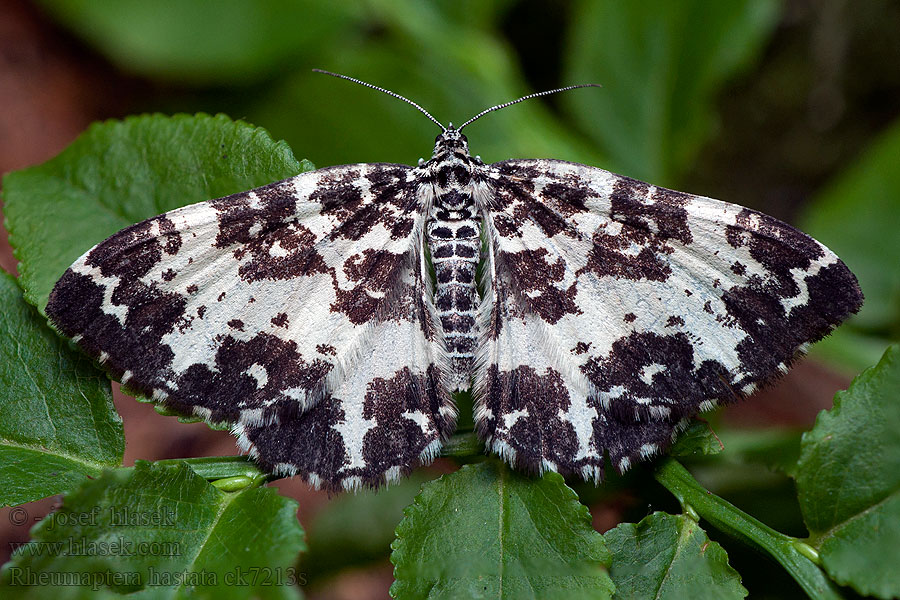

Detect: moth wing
[48,163,454,489]
[475,158,862,480]
[235,257,456,490]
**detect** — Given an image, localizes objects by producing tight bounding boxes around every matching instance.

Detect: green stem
[153,455,266,482]
[654,459,843,600]
[440,432,482,457]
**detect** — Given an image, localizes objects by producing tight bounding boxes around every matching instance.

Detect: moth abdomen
[427,216,480,391]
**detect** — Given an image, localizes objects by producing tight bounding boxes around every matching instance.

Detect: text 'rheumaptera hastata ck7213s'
[46,72,863,492]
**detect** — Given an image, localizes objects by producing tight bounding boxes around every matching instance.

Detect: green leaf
[0,272,122,507]
[35,0,357,84]
[669,420,724,458]
[796,344,900,598]
[801,117,900,336]
[714,428,803,478]
[0,461,305,599]
[604,511,747,600]
[564,0,780,184]
[390,460,614,600]
[2,113,309,314]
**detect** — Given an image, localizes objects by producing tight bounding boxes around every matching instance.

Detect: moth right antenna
[313,69,446,132]
[457,83,601,132]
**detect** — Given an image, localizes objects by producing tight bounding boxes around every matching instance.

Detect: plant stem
[654,459,843,600]
[153,455,265,481]
[441,432,482,457]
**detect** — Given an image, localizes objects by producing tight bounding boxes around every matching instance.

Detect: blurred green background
[1,1,898,598]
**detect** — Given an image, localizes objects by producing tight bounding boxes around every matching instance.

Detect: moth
[47,72,863,491]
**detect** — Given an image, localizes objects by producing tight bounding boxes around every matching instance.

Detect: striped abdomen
[427,214,480,391]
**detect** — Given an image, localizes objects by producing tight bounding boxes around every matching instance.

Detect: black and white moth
[46,72,863,492]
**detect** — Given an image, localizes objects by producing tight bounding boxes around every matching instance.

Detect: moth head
[432,127,470,158]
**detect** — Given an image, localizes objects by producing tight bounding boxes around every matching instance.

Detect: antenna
[314,70,601,134]
[457,83,601,131]
[313,69,446,132]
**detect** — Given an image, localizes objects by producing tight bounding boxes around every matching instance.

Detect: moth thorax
[437,189,472,209]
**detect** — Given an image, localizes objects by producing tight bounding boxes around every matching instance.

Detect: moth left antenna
[313,69,446,132]
[457,83,601,132]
